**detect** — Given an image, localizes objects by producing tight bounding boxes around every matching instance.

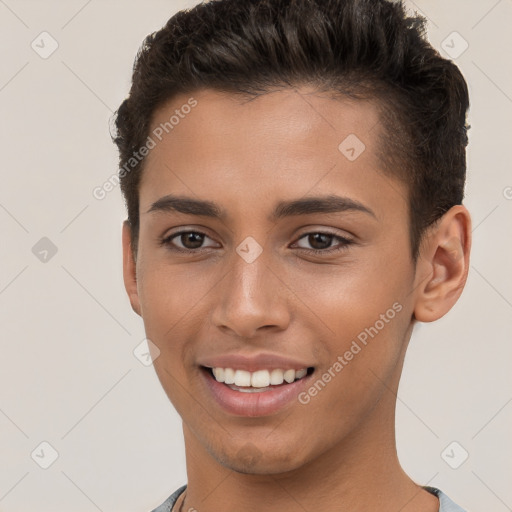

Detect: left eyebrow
[145,194,376,221]
[270,194,376,221]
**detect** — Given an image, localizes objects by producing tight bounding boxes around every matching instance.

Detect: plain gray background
[1,0,511,510]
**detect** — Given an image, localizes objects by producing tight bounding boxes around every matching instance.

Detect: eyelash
[159,230,354,256]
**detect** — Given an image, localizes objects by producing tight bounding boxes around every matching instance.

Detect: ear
[413,205,472,322]
[122,220,142,316]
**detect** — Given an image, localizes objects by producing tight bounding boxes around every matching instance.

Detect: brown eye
[178,232,205,249]
[160,230,218,252]
[294,232,353,255]
[305,233,334,250]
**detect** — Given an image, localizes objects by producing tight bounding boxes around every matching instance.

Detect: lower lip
[200,368,313,417]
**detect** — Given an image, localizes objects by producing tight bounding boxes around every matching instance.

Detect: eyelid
[161,229,219,251]
[160,227,355,258]
[291,231,353,251]
[293,227,353,240]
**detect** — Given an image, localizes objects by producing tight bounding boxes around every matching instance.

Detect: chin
[223,458,306,476]
[212,442,308,476]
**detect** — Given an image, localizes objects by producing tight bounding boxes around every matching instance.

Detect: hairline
[128,84,421,263]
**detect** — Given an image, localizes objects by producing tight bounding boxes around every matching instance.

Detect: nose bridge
[211,240,290,337]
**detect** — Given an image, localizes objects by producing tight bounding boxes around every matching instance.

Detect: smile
[200,365,315,416]
[211,368,308,393]
[210,367,309,391]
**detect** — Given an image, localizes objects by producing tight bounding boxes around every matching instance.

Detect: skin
[122,87,471,512]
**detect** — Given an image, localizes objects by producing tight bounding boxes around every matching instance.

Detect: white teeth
[283,369,295,383]
[212,367,224,382]
[224,368,235,384]
[209,367,309,387]
[295,368,307,379]
[269,369,284,385]
[234,369,251,387]
[251,370,270,388]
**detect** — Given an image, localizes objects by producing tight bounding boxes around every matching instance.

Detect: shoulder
[424,486,468,512]
[149,485,187,512]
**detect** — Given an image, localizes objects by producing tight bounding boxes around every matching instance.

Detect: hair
[111,0,470,261]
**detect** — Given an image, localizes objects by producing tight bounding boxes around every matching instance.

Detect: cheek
[289,254,410,337]
[294,305,408,444]
[137,262,207,411]
[137,259,209,342]
[292,257,412,407]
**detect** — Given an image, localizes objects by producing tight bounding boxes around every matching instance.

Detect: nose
[210,247,291,339]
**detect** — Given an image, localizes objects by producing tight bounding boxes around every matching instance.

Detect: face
[125,87,420,474]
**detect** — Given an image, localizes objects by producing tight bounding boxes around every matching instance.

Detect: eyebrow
[145,194,376,221]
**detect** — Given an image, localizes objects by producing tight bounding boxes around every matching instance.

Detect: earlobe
[413,205,472,322]
[122,221,142,317]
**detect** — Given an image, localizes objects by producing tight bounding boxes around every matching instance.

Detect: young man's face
[124,88,425,474]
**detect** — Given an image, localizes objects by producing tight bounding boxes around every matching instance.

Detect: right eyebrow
[146,195,223,218]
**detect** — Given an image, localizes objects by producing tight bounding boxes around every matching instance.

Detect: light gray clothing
[150,484,467,511]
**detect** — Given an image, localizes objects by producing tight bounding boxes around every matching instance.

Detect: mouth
[203,366,315,392]
[199,365,315,416]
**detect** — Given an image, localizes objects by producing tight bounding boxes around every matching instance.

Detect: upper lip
[197,352,314,372]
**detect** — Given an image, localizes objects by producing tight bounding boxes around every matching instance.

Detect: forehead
[139,87,406,221]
